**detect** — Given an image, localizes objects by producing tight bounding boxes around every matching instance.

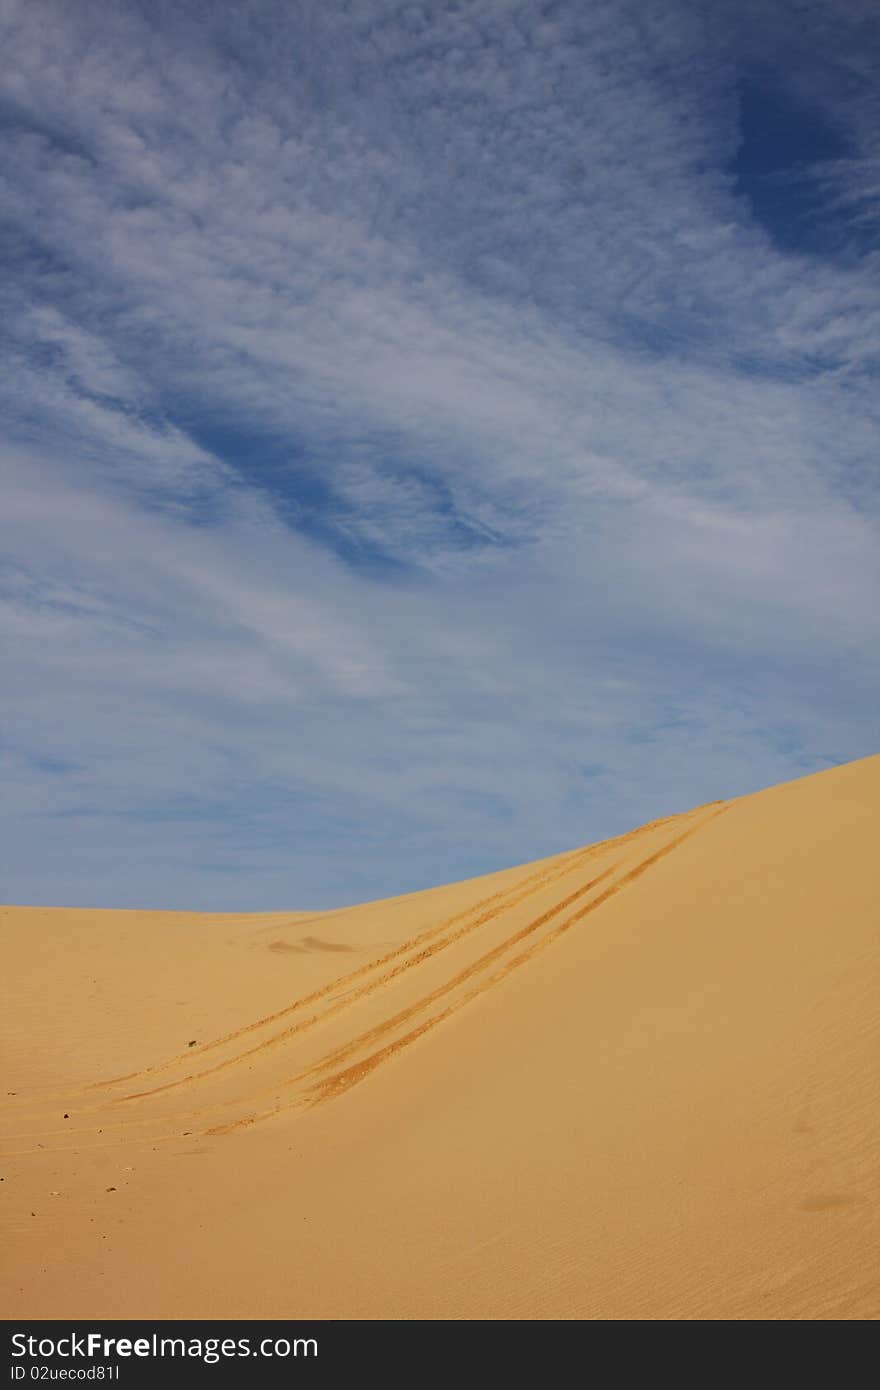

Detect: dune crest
[2,755,878,1319]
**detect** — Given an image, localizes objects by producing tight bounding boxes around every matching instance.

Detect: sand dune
[2,755,878,1319]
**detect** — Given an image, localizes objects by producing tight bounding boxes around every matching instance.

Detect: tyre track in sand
[100,810,692,1096]
[303,802,730,1108]
[1,836,600,1133]
[1,803,728,1153]
[115,839,615,1105]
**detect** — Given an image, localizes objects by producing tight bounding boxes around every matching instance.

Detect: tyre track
[1,803,727,1152]
[115,841,610,1104]
[1,837,598,1131]
[204,803,728,1130]
[305,802,730,1106]
[101,811,689,1093]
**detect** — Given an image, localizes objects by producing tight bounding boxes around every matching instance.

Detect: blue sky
[1,0,878,910]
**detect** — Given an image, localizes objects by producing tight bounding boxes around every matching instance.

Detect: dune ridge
[2,755,878,1318]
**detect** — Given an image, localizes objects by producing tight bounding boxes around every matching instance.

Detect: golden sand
[2,754,878,1318]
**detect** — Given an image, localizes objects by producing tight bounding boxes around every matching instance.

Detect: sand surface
[2,755,878,1319]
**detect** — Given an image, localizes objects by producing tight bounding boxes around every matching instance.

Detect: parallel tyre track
[1,803,727,1153]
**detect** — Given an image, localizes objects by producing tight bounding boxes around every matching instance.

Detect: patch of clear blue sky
[179,416,515,574]
[731,66,856,257]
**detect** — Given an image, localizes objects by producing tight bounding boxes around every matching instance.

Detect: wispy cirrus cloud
[1,0,877,908]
